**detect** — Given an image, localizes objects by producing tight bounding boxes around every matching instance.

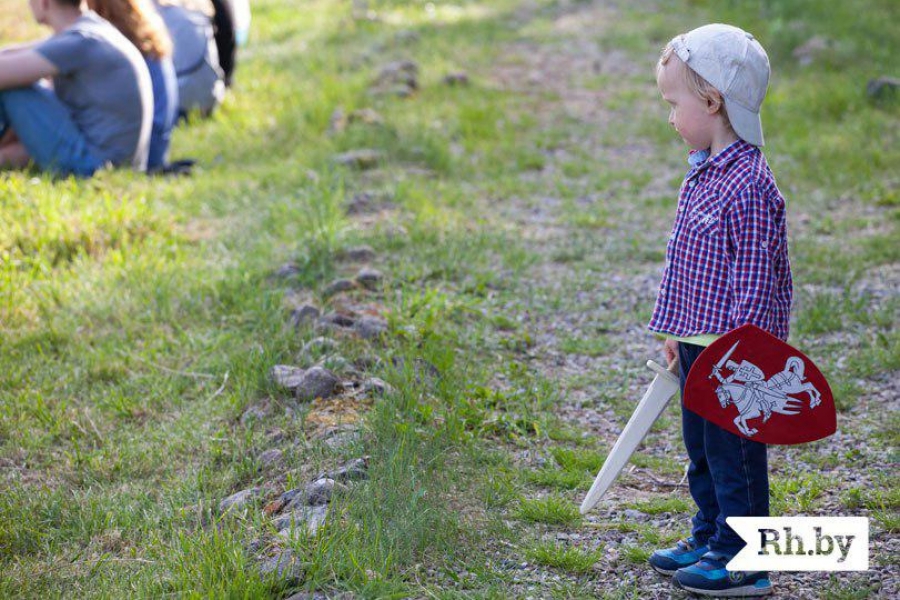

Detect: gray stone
[339,245,376,262]
[279,487,302,506]
[867,76,900,100]
[285,593,329,600]
[362,377,393,397]
[240,404,270,426]
[275,504,328,539]
[324,457,369,482]
[257,448,283,467]
[373,60,419,90]
[345,192,394,215]
[283,477,348,509]
[323,429,361,449]
[274,262,301,278]
[623,509,648,520]
[443,71,469,86]
[270,365,306,391]
[353,354,380,371]
[295,366,341,402]
[219,487,260,513]
[259,549,303,581]
[355,267,383,290]
[304,478,338,506]
[391,356,440,381]
[354,316,388,340]
[332,149,383,170]
[323,278,357,297]
[317,311,356,329]
[290,304,321,327]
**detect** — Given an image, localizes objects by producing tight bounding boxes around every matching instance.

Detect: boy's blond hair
[657,38,733,129]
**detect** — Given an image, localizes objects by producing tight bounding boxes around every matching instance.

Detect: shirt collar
[687,139,756,173]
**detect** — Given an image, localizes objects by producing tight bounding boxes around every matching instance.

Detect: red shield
[684,324,836,444]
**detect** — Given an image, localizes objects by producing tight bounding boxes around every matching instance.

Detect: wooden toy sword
[580,360,680,514]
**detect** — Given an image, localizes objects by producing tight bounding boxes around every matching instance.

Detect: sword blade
[580,360,680,514]
[715,341,740,370]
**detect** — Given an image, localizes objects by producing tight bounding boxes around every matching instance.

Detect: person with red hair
[88,0,178,171]
[0,0,152,175]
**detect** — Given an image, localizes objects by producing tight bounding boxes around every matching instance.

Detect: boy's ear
[706,91,724,115]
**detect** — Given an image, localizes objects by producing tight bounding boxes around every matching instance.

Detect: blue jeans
[147,57,178,170]
[678,342,769,557]
[0,85,102,177]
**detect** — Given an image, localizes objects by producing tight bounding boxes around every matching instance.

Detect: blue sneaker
[648,536,709,576]
[674,551,772,597]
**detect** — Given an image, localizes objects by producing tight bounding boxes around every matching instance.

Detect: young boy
[646,24,792,597]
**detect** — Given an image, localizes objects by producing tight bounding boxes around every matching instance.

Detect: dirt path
[477,1,898,597]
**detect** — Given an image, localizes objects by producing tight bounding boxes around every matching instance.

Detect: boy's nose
[668,109,675,126]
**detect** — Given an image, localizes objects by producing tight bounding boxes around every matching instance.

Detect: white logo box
[726,517,869,571]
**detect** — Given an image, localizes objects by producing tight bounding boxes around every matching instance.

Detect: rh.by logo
[726,517,869,571]
[758,526,854,562]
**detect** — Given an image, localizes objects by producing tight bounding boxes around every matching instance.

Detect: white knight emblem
[711,341,823,437]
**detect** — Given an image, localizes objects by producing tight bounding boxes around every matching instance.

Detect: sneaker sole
[650,563,678,577]
[678,582,773,598]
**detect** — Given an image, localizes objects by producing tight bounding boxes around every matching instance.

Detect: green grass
[524,467,589,491]
[549,446,606,473]
[771,473,831,514]
[524,541,602,573]
[559,335,613,357]
[821,575,884,600]
[1,0,897,596]
[623,497,691,516]
[618,545,652,565]
[515,495,582,527]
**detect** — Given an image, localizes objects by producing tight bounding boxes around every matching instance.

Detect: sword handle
[647,360,679,384]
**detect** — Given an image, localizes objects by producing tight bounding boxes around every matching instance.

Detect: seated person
[88,0,177,171]
[163,0,250,89]
[155,0,225,117]
[0,0,152,176]
[212,0,251,87]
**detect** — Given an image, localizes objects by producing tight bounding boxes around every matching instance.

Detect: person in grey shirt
[156,0,225,117]
[0,0,152,176]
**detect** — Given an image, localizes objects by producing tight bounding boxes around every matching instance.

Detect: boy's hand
[663,339,678,369]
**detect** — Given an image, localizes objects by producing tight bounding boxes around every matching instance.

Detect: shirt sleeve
[724,183,776,332]
[35,30,89,76]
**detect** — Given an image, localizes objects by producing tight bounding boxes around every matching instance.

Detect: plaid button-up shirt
[649,140,793,341]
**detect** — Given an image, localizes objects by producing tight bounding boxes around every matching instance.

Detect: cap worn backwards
[670,23,770,146]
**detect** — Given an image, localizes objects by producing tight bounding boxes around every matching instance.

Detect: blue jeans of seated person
[678,342,769,558]
[0,85,103,177]
[146,57,178,170]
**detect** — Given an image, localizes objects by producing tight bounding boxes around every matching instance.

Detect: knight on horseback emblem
[710,340,823,437]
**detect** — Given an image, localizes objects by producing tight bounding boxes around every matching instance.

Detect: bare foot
[0,141,31,169]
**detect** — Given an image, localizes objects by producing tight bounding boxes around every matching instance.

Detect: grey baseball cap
[670,23,770,146]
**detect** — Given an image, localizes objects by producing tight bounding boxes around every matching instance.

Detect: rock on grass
[219,487,260,513]
[270,365,340,401]
[295,366,341,402]
[259,549,303,581]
